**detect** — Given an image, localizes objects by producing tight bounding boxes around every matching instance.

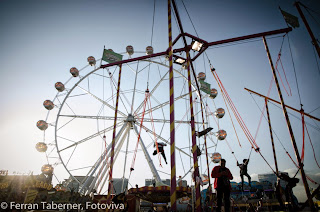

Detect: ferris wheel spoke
[134,69,169,114]
[56,96,76,116]
[138,91,195,117]
[57,136,77,144]
[125,63,138,75]
[142,118,205,124]
[59,114,126,121]
[58,121,124,153]
[77,85,127,117]
[66,145,78,167]
[80,123,128,194]
[135,121,192,158]
[108,72,131,114]
[121,127,131,192]
[130,61,139,114]
[132,124,161,183]
[56,117,76,131]
[69,166,93,172]
[89,125,130,195]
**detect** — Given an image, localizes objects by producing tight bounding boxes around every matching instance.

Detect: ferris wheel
[35,46,227,195]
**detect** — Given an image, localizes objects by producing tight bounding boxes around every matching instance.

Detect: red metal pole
[186,51,202,212]
[295,2,320,59]
[106,64,122,205]
[265,99,279,175]
[99,28,292,69]
[168,0,177,210]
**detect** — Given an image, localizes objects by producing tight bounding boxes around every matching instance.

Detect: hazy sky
[0,0,319,202]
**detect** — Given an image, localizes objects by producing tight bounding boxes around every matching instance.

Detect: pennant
[280,8,300,28]
[102,49,123,63]
[199,80,211,94]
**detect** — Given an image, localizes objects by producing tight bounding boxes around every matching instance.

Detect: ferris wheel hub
[126,114,136,124]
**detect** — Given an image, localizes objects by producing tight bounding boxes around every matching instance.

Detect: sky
[0,0,320,203]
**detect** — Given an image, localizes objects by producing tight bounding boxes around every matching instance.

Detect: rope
[147,92,162,167]
[287,34,302,106]
[248,146,254,159]
[305,121,320,169]
[225,139,238,162]
[181,0,200,37]
[254,35,286,141]
[254,79,273,142]
[301,109,305,162]
[312,41,320,75]
[150,0,156,46]
[130,91,149,171]
[300,3,320,28]
[211,68,279,174]
[212,69,258,149]
[108,71,115,106]
[278,57,292,96]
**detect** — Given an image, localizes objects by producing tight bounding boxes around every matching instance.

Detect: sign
[24,188,38,204]
[102,49,123,63]
[199,80,211,94]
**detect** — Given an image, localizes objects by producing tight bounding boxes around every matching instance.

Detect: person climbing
[211,159,233,212]
[237,159,251,191]
[277,172,299,210]
[152,142,167,164]
[195,127,213,138]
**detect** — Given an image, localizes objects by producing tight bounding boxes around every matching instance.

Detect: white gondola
[70,67,79,77]
[197,72,206,81]
[43,100,54,110]
[216,129,227,140]
[36,142,48,152]
[146,46,153,55]
[211,152,222,163]
[210,88,218,99]
[55,82,65,92]
[37,120,48,131]
[87,56,96,66]
[126,45,134,55]
[41,164,54,175]
[215,108,225,119]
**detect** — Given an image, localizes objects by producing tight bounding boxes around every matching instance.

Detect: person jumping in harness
[152,142,168,164]
[237,159,251,191]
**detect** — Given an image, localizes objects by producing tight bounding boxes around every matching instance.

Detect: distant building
[111,178,128,195]
[145,179,187,187]
[62,176,128,195]
[62,176,94,193]
[258,172,288,188]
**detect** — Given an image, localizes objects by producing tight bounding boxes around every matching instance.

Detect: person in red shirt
[211,159,233,212]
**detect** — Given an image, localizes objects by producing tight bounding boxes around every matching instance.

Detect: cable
[300,3,320,28]
[180,0,200,37]
[150,0,156,46]
[311,42,320,75]
[309,105,320,114]
[287,34,302,106]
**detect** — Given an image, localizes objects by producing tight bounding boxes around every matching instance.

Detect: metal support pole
[263,36,315,211]
[107,64,123,204]
[186,51,202,212]
[244,88,320,122]
[295,1,320,59]
[168,0,177,210]
[265,99,279,175]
